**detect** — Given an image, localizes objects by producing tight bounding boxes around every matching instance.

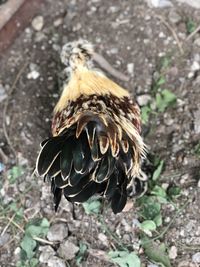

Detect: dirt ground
[0,0,200,266]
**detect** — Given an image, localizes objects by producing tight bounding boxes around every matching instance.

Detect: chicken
[36,40,146,214]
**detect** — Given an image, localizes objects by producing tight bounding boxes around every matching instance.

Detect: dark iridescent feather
[36,137,64,176]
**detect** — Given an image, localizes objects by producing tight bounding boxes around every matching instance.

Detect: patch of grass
[8,165,24,184]
[141,61,177,124]
[186,19,196,34]
[17,218,50,267]
[108,250,141,267]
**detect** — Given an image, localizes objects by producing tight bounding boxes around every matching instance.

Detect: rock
[47,256,66,267]
[27,63,40,80]
[39,246,56,263]
[192,252,200,263]
[32,16,44,31]
[137,94,151,106]
[54,18,63,27]
[194,110,200,134]
[127,63,134,76]
[98,233,109,246]
[0,233,10,246]
[58,240,79,260]
[177,0,200,8]
[145,0,173,8]
[34,32,46,42]
[191,61,200,72]
[169,246,178,259]
[0,84,7,102]
[27,70,40,80]
[168,10,182,24]
[47,223,68,242]
[194,38,200,47]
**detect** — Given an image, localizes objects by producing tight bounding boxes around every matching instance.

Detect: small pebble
[27,70,40,80]
[127,63,134,76]
[47,256,66,267]
[58,240,79,260]
[137,94,151,106]
[168,10,182,24]
[32,16,44,31]
[47,223,68,242]
[169,246,178,259]
[191,61,200,72]
[0,84,7,102]
[192,252,200,263]
[54,18,63,27]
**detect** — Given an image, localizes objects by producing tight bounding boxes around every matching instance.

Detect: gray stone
[169,246,178,259]
[127,63,134,76]
[58,240,79,260]
[194,38,200,47]
[54,18,63,27]
[192,252,200,263]
[47,223,68,242]
[146,0,173,8]
[32,16,44,31]
[194,110,200,134]
[177,0,200,8]
[39,246,56,263]
[137,94,151,106]
[0,233,10,246]
[168,10,182,24]
[0,84,7,102]
[47,256,66,267]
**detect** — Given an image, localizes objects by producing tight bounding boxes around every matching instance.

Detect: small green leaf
[140,220,157,236]
[167,186,181,198]
[157,76,166,86]
[141,238,172,267]
[108,250,141,267]
[8,166,24,184]
[152,160,164,181]
[25,218,50,238]
[30,258,39,267]
[137,196,161,220]
[186,19,196,34]
[156,90,176,112]
[141,106,151,124]
[20,235,37,259]
[83,199,101,214]
[160,57,171,69]
[153,214,162,227]
[151,185,166,198]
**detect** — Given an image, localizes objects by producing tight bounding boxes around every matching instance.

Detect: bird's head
[60,39,94,70]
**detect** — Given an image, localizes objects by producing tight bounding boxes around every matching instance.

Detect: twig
[155,15,184,55]
[1,213,16,236]
[10,219,25,233]
[33,236,54,245]
[2,62,28,159]
[186,24,200,41]
[93,52,129,82]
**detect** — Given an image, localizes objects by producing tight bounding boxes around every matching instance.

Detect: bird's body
[36,40,146,214]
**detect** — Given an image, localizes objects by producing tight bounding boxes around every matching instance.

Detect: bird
[36,40,147,214]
